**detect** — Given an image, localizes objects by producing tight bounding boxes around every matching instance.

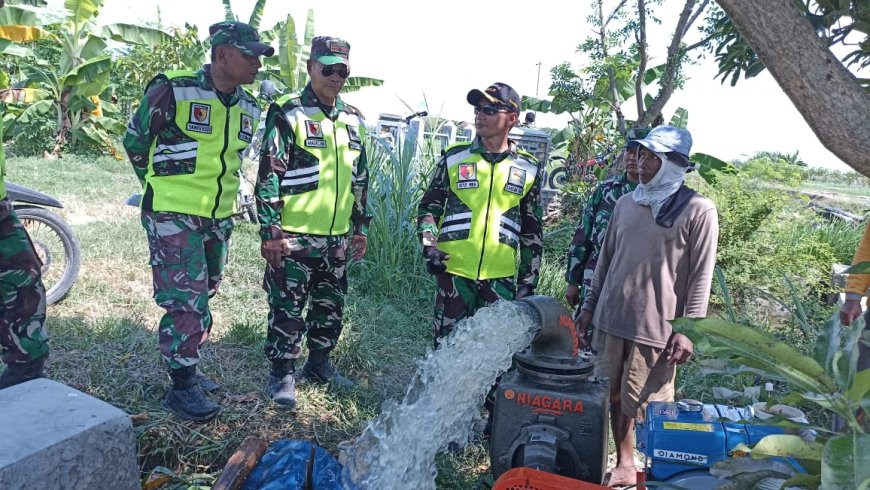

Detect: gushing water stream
[339,301,539,489]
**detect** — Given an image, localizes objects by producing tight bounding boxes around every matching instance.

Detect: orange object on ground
[493,467,610,490]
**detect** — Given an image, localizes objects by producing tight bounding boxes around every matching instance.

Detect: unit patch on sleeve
[187,103,212,134]
[457,162,479,189]
[505,166,526,195]
[239,114,254,143]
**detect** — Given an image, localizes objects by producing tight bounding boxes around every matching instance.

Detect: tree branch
[716,0,870,174]
[635,0,648,122]
[638,0,697,126]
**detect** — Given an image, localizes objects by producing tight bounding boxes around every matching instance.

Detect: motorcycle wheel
[548,168,569,189]
[16,207,81,305]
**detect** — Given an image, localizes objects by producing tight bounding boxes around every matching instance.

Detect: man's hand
[566,284,581,307]
[261,238,291,268]
[665,333,694,366]
[350,234,368,261]
[840,298,863,326]
[516,284,534,299]
[422,246,450,275]
[576,309,593,348]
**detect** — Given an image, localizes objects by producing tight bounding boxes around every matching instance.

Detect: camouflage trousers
[0,200,49,364]
[263,254,347,361]
[432,273,515,346]
[141,210,233,369]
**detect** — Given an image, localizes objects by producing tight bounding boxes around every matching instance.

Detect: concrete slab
[0,378,138,489]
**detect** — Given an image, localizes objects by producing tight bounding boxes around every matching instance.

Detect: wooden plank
[212,437,269,490]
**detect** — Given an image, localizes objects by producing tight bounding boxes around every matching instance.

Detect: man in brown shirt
[577,125,719,487]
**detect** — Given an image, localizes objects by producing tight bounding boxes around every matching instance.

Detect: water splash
[339,301,539,489]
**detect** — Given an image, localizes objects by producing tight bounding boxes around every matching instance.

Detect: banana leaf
[16,99,53,123]
[672,317,838,394]
[100,24,170,46]
[0,39,35,57]
[734,434,824,460]
[64,0,103,25]
[278,13,298,92]
[669,107,689,128]
[0,25,49,42]
[692,152,738,185]
[247,0,266,29]
[0,87,50,104]
[0,5,42,28]
[222,0,234,21]
[821,433,870,489]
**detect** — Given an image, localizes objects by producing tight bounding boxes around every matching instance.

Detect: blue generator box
[636,400,786,482]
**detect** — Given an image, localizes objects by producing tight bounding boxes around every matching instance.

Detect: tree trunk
[716,0,870,176]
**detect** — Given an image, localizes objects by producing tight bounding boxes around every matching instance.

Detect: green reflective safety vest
[144,71,260,218]
[275,96,365,235]
[437,143,539,280]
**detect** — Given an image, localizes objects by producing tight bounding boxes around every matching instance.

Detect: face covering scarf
[632,152,697,227]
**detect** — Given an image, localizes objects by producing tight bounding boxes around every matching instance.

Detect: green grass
[6,154,859,488]
[4,154,497,488]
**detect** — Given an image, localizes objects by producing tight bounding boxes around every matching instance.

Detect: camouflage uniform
[124,65,253,369]
[418,138,543,343]
[565,172,637,301]
[0,112,49,366]
[0,201,49,365]
[257,83,369,362]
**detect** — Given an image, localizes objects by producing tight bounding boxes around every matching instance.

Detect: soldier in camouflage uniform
[417,82,543,346]
[124,21,273,421]
[256,36,369,408]
[565,129,648,344]
[0,103,50,389]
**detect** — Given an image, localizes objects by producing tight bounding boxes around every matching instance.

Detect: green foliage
[0,0,170,155]
[5,108,55,156]
[702,174,840,307]
[738,152,806,188]
[705,1,870,89]
[354,124,441,299]
[111,24,206,119]
[673,303,870,488]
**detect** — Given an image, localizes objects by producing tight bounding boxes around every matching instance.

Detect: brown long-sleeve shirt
[581,193,719,349]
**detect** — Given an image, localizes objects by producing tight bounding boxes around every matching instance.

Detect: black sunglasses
[316,62,350,79]
[474,104,510,116]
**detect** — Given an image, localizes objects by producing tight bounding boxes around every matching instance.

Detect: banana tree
[0,0,169,156]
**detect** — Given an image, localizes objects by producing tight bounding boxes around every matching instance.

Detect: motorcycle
[6,182,81,305]
[547,146,617,190]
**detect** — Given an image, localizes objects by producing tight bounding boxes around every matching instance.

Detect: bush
[6,113,57,158]
[700,174,842,311]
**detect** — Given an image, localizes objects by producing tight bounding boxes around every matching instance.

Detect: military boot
[163,366,221,421]
[266,359,296,408]
[195,368,220,392]
[299,349,355,388]
[0,356,46,389]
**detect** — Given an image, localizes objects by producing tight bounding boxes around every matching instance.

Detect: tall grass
[356,124,441,299]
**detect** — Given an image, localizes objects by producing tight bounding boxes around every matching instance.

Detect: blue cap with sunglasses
[311,36,350,67]
[467,82,521,114]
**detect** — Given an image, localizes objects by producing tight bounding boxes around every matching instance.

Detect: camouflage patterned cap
[311,36,350,66]
[209,21,275,57]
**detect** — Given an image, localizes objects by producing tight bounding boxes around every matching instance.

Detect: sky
[74,0,866,171]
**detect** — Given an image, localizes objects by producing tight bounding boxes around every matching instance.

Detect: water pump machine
[489,296,609,484]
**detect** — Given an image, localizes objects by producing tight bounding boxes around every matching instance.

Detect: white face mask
[632,152,687,217]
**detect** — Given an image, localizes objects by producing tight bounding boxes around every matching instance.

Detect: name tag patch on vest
[239,114,254,143]
[305,139,327,148]
[347,125,361,142]
[348,142,363,151]
[306,120,323,138]
[457,163,478,189]
[505,166,526,195]
[187,103,212,134]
